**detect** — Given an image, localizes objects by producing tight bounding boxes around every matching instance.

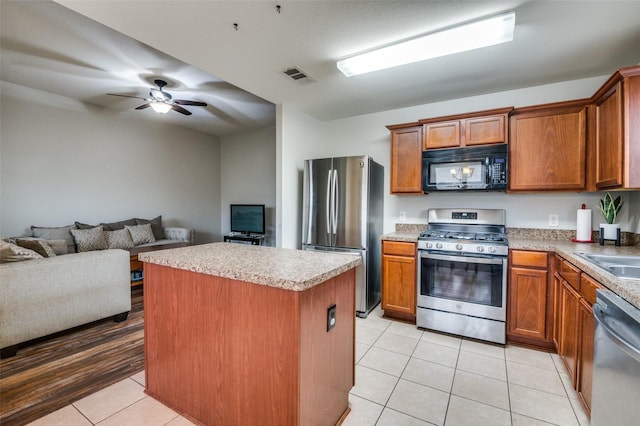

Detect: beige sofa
[0,249,131,358]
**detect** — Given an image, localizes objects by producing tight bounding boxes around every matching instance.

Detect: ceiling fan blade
[135,103,151,110]
[171,104,192,115]
[107,93,146,100]
[174,100,207,107]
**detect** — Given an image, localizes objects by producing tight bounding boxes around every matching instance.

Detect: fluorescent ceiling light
[151,102,172,114]
[337,11,515,77]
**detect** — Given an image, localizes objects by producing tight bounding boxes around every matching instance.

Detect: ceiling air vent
[282,67,314,84]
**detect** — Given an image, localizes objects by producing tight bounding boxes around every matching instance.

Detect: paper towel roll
[576,209,592,241]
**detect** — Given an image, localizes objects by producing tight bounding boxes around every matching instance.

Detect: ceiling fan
[107,79,207,115]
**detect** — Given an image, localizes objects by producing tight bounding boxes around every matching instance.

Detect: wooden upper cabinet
[591,65,640,190]
[424,120,460,149]
[509,101,588,192]
[387,123,423,194]
[465,114,508,146]
[594,82,623,189]
[420,107,512,150]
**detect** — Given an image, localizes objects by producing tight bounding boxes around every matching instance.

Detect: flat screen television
[230,204,265,235]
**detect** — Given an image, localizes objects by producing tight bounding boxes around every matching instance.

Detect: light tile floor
[28,305,589,426]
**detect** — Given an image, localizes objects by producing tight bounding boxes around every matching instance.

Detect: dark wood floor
[0,288,144,426]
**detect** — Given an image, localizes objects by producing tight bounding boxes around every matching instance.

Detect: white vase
[599,223,620,240]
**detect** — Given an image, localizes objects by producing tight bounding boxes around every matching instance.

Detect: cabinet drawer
[580,274,602,305]
[559,260,581,291]
[511,250,548,268]
[382,241,416,256]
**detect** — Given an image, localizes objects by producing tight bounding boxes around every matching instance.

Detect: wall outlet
[327,304,336,332]
[549,214,559,227]
[399,211,407,222]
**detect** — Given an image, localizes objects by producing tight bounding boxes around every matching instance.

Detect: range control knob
[436,242,443,249]
[455,243,463,250]
[477,246,485,253]
[488,246,496,253]
[426,242,433,249]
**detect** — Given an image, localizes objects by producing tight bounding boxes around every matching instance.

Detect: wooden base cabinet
[381,241,416,323]
[553,255,603,415]
[576,274,602,416]
[507,250,554,348]
[144,263,356,426]
[558,279,581,385]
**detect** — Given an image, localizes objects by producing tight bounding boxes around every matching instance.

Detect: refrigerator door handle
[332,169,339,235]
[325,169,332,235]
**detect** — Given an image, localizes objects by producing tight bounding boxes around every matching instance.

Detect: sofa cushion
[126,224,156,246]
[15,239,56,258]
[105,229,135,249]
[135,216,163,240]
[0,241,43,263]
[31,224,77,253]
[70,226,108,252]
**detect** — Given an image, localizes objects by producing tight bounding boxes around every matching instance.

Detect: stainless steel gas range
[417,208,508,344]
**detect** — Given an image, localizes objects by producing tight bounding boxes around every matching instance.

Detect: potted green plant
[599,192,623,240]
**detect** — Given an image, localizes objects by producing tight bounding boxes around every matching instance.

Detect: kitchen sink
[606,265,640,279]
[576,253,640,279]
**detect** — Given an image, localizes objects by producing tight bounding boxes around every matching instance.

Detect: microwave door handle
[486,157,491,183]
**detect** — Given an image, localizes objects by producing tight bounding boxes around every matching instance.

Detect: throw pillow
[0,241,44,263]
[70,226,108,252]
[125,223,156,245]
[75,221,97,230]
[15,238,56,258]
[135,216,163,240]
[105,229,135,249]
[101,218,137,231]
[31,224,77,253]
[44,239,68,255]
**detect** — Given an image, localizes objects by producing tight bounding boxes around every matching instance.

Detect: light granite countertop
[138,242,362,291]
[380,231,640,309]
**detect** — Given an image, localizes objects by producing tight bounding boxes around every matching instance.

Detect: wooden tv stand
[128,242,191,287]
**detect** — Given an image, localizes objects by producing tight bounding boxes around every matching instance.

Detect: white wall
[0,83,222,242]
[276,104,324,248]
[220,127,276,245]
[319,74,639,234]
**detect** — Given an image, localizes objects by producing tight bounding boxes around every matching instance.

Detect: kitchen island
[139,243,361,426]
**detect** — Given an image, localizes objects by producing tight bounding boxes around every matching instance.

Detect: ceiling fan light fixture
[150,101,172,114]
[337,11,516,77]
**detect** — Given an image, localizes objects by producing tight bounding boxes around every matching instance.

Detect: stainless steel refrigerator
[302,155,384,317]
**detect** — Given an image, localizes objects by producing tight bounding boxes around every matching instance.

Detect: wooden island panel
[144,262,355,426]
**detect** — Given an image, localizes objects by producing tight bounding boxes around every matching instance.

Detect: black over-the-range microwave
[422,143,508,192]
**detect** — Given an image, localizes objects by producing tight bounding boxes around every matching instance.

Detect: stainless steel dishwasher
[591,289,640,425]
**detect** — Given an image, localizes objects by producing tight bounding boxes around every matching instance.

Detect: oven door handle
[419,251,505,265]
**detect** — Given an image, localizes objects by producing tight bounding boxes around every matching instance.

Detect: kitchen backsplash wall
[386,191,637,236]
[392,223,639,246]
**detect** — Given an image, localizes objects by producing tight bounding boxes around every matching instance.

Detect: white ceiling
[2,1,640,137]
